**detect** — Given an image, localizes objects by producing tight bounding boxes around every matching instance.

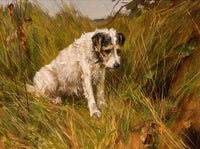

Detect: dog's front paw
[91,110,101,119]
[98,101,108,110]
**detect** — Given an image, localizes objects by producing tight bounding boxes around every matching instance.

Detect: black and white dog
[27,28,125,118]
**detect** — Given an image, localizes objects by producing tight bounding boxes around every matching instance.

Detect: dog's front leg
[96,70,108,110]
[82,70,101,118]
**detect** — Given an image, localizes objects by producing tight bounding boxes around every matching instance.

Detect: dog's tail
[26,84,35,93]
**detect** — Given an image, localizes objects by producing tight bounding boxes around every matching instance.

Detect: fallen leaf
[8,3,14,20]
[184,120,192,129]
[143,134,153,146]
[19,28,27,50]
[24,18,33,23]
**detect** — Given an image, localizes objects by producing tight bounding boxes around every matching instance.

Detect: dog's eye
[117,49,121,55]
[104,49,111,54]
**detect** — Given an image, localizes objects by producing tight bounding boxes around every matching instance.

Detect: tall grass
[0,0,200,148]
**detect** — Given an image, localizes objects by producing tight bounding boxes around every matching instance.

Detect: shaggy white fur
[27,28,124,118]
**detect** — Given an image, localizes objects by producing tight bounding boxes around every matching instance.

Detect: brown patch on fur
[116,32,125,46]
[101,44,123,57]
[97,36,102,50]
[115,44,121,50]
[101,45,114,51]
[115,44,123,55]
[92,32,112,52]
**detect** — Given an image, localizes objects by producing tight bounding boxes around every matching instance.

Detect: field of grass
[0,1,200,148]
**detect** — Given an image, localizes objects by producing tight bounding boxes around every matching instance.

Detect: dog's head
[92,29,125,69]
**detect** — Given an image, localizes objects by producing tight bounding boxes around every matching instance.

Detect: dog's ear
[92,33,111,51]
[116,32,125,46]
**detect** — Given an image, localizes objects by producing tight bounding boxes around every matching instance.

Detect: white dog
[27,28,125,118]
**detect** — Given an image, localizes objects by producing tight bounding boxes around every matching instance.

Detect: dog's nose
[114,63,120,69]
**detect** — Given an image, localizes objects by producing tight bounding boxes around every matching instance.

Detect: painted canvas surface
[0,0,200,148]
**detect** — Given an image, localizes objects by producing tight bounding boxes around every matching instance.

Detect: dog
[27,28,125,118]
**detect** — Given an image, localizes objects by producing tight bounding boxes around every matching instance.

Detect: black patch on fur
[91,32,112,50]
[94,50,102,64]
[92,33,112,64]
[116,32,125,46]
